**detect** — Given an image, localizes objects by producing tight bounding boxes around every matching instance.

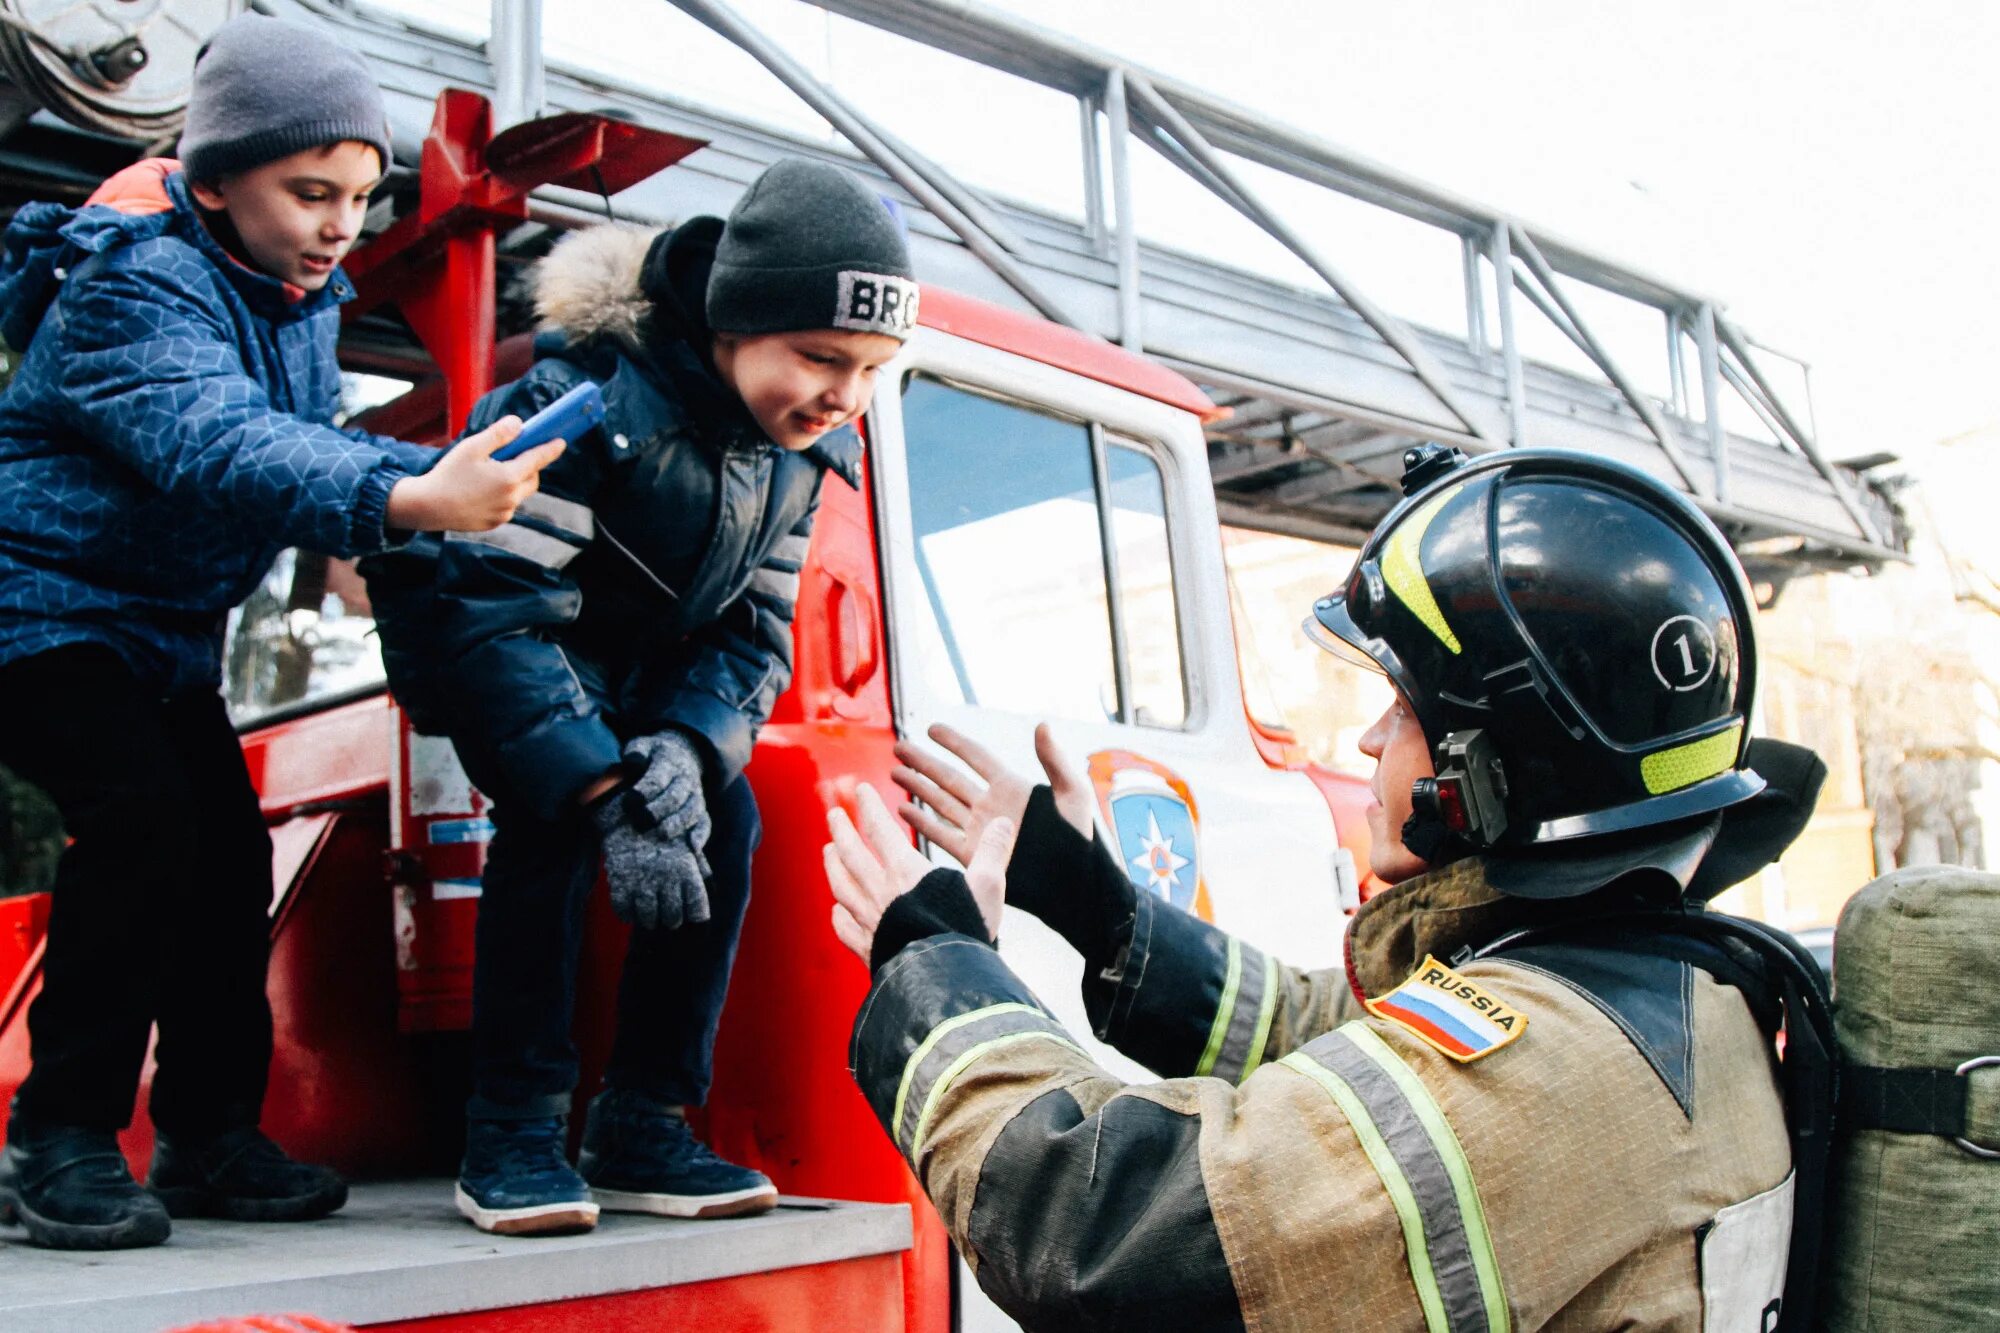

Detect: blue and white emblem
[1108,773,1201,912]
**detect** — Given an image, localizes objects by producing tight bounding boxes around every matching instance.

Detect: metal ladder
[235,1,1916,573]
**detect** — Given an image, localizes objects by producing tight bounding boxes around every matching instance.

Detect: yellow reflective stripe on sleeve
[1241,952,1280,1082]
[892,1002,1047,1147]
[910,1030,1082,1154]
[1285,1022,1512,1333]
[1344,1024,1510,1333]
[1209,941,1276,1084]
[1640,722,1743,794]
[1195,936,1245,1078]
[1381,482,1466,655]
[1280,1049,1453,1333]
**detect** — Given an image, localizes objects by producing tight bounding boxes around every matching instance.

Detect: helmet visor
[1301,610,1386,677]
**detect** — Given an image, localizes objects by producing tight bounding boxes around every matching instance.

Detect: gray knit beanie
[707,159,918,341]
[178,15,393,183]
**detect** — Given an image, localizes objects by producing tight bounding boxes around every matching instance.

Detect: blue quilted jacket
[0,161,435,695]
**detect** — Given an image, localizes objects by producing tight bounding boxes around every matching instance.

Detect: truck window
[223,550,387,727]
[1104,439,1187,727]
[900,375,1186,727]
[222,371,418,727]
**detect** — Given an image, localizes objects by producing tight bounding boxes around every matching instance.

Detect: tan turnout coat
[850,854,1795,1332]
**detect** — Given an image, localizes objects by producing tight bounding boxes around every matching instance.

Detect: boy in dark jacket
[363,159,916,1236]
[0,16,560,1251]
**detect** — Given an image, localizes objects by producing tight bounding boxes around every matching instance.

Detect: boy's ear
[188,178,228,211]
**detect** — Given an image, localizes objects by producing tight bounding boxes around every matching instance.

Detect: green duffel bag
[1825,865,2000,1331]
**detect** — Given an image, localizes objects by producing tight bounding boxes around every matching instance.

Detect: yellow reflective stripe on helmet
[1382,483,1466,655]
[1640,722,1743,795]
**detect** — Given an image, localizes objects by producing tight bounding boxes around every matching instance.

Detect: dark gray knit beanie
[707,159,918,341]
[179,15,393,183]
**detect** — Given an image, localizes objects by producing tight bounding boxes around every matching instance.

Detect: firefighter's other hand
[826,783,1014,961]
[893,722,1091,870]
[384,415,567,533]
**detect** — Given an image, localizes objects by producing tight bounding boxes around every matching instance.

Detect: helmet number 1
[1650,614,1718,692]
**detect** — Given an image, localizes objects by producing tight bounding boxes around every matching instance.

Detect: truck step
[0,1180,912,1333]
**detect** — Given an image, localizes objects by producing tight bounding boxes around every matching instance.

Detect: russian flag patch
[1366,955,1529,1064]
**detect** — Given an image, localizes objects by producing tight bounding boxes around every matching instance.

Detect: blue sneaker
[579,1089,777,1219]
[455,1115,599,1237]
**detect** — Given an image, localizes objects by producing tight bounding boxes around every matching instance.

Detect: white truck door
[869,328,1353,1085]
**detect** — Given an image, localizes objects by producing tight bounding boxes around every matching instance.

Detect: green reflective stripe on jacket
[894,1002,1064,1151]
[1196,938,1278,1084]
[1240,951,1280,1081]
[1196,937,1247,1077]
[911,1030,1082,1155]
[1283,1024,1510,1333]
[1344,1023,1510,1333]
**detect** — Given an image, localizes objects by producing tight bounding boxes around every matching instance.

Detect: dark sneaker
[0,1121,171,1249]
[456,1115,599,1237]
[579,1089,777,1220]
[148,1125,347,1222]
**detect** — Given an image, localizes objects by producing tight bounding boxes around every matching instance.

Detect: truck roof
[918,285,1223,423]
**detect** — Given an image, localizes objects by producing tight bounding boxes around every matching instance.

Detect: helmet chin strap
[1399,809,1476,868]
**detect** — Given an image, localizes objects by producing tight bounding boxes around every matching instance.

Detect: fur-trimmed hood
[529,222,661,352]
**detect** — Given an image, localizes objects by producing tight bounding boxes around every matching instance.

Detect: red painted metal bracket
[343,90,705,433]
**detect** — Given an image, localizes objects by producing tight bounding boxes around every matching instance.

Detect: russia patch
[1366,955,1528,1063]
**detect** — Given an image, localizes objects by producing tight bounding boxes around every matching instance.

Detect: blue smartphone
[491,381,605,460]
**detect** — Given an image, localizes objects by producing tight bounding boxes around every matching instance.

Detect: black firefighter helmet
[1308,445,1766,896]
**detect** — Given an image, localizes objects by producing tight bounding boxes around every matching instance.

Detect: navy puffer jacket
[362,219,862,819]
[0,160,435,694]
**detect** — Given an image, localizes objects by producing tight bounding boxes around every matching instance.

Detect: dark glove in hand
[623,731,711,843]
[590,731,713,930]
[1006,785,1137,966]
[870,867,994,974]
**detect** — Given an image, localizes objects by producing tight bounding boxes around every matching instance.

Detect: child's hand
[384,416,566,532]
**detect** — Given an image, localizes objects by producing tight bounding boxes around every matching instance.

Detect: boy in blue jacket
[363,159,916,1235]
[0,16,560,1251]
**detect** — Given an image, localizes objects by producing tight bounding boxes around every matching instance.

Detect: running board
[0,1181,912,1332]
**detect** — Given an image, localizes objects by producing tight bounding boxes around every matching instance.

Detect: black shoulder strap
[1477,910,1836,1333]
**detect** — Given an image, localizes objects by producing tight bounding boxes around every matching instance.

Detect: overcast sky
[383,0,1999,466]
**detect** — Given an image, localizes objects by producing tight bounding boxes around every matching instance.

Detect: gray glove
[589,731,713,930]
[624,731,711,842]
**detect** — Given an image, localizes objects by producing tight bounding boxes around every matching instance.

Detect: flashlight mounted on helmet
[1413,729,1510,847]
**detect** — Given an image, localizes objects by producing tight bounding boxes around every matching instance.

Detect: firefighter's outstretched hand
[826,782,1014,962]
[893,722,1092,870]
[384,415,566,533]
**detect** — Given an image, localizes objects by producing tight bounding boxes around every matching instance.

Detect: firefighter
[826,446,1836,1331]
[363,159,917,1235]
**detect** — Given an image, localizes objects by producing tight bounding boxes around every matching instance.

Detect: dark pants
[461,758,759,1121]
[0,643,274,1137]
